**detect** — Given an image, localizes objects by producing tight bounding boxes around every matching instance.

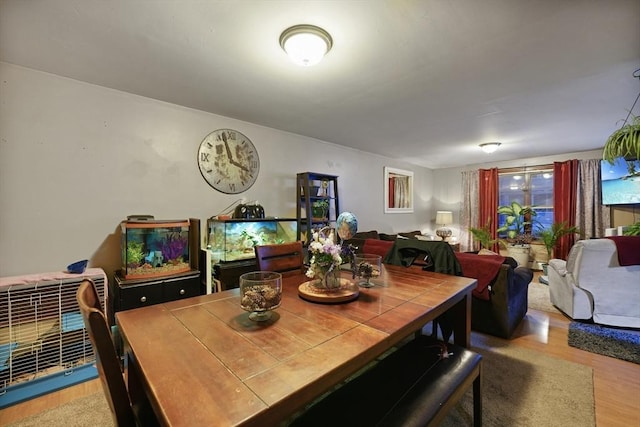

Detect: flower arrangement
[306,228,350,289]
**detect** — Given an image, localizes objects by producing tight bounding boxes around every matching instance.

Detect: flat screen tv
[600,157,640,205]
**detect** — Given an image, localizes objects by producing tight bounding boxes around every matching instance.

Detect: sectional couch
[345,231,533,338]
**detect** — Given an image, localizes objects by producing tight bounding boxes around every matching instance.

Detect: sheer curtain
[576,159,610,239]
[459,170,479,252]
[393,176,410,208]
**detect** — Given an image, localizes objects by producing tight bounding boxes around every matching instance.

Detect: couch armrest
[487,265,532,304]
[548,259,567,277]
[471,264,531,338]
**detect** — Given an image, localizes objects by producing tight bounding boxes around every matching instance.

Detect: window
[498,167,554,237]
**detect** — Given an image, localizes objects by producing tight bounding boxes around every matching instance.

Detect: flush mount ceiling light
[279,24,333,67]
[479,142,502,153]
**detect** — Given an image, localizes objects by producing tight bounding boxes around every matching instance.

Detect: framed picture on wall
[384,166,414,213]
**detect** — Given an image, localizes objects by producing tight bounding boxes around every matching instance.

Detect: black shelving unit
[296,172,339,244]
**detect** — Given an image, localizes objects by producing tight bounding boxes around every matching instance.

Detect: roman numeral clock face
[198,129,260,194]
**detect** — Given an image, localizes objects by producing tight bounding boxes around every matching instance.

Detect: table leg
[450,292,471,348]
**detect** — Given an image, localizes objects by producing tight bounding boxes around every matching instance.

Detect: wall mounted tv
[600,157,640,205]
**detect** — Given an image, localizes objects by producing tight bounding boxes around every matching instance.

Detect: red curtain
[553,160,578,260]
[479,168,499,252]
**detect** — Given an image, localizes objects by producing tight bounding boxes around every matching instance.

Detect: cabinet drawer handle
[140,296,147,303]
[179,289,185,295]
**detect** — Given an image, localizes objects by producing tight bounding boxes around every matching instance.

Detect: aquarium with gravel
[121,219,192,279]
[207,218,297,262]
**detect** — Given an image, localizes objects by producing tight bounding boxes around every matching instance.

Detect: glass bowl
[239,271,282,321]
[354,254,382,287]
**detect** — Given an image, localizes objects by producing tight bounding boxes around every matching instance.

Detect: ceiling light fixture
[479,142,501,153]
[280,24,333,67]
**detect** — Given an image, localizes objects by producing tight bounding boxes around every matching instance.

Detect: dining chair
[76,279,158,427]
[254,241,305,276]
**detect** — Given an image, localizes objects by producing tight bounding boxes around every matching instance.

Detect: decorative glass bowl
[354,254,382,287]
[239,271,282,321]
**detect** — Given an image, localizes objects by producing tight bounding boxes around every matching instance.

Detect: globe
[336,212,358,241]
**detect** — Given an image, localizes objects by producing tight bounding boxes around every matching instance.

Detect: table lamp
[435,211,453,241]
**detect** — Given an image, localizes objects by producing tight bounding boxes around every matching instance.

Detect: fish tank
[207,218,298,263]
[121,219,193,279]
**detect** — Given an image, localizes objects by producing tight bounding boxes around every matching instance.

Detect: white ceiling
[1,0,639,169]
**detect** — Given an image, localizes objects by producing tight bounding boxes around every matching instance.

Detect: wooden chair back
[77,279,137,427]
[254,241,305,277]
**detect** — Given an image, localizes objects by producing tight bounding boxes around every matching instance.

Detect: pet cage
[0,268,107,408]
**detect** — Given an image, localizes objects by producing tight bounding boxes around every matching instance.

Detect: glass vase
[314,266,342,290]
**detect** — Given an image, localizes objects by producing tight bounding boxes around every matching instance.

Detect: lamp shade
[280,24,333,66]
[435,211,453,226]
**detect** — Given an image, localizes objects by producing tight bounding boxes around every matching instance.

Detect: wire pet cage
[0,268,107,408]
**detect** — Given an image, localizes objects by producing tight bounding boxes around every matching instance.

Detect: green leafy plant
[603,115,640,165]
[537,222,580,259]
[623,221,640,236]
[497,201,537,245]
[126,241,145,267]
[469,219,504,250]
[312,199,329,219]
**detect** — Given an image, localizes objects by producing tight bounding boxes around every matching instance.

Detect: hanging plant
[603,114,640,165]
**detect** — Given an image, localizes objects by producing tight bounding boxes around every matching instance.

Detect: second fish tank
[207,218,298,263]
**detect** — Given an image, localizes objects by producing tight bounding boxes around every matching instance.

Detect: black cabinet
[213,259,258,291]
[110,270,200,324]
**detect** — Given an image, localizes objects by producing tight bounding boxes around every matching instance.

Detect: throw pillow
[362,239,394,259]
[398,231,422,239]
[353,230,380,240]
[378,233,398,241]
[478,248,499,256]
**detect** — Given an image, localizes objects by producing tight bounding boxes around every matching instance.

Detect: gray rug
[568,321,640,364]
[440,332,595,426]
[527,278,560,313]
[7,332,595,427]
[4,392,113,427]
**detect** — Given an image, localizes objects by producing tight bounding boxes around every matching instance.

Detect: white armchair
[548,238,640,328]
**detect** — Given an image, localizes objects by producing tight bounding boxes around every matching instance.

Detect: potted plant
[469,219,504,251]
[312,199,329,220]
[623,221,640,236]
[537,222,580,274]
[497,201,537,267]
[603,114,640,164]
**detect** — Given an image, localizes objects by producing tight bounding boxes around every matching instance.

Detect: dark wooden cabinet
[110,270,200,324]
[213,259,257,291]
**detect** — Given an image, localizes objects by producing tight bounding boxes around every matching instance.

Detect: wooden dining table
[115,264,477,427]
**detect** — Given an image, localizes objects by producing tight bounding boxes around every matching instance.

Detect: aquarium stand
[109,270,201,326]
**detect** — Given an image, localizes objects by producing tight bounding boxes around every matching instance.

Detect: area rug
[6,332,595,427]
[4,392,112,427]
[441,332,595,427]
[527,279,560,313]
[568,321,640,364]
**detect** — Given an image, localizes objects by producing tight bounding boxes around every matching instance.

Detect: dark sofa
[344,230,533,338]
[463,255,533,338]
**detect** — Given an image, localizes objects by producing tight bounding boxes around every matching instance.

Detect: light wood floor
[2,276,639,426]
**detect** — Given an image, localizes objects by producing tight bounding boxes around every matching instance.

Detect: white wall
[0,62,435,278]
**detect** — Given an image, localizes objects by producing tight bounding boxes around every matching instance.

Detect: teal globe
[336,212,358,241]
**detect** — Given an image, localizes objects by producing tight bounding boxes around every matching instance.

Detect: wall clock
[197,129,260,194]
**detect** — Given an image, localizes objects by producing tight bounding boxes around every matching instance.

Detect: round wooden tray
[298,279,359,304]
